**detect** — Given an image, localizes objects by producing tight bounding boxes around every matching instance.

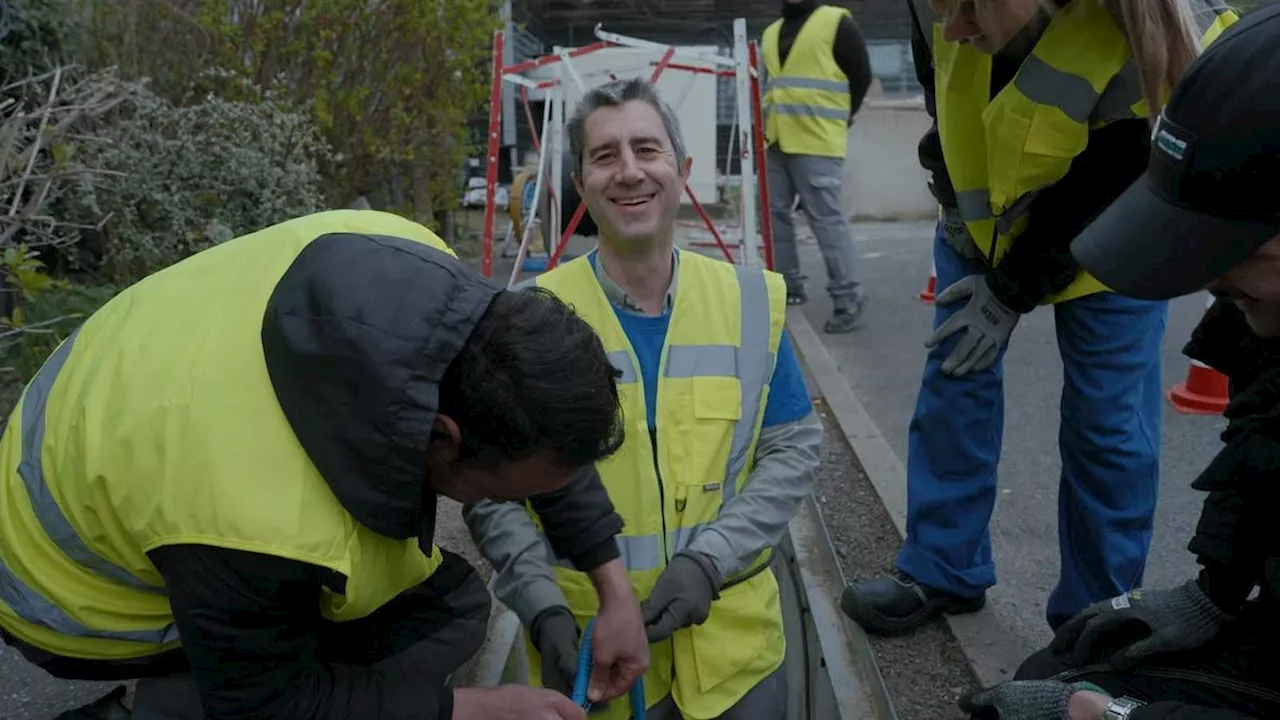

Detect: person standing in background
[762,0,873,334]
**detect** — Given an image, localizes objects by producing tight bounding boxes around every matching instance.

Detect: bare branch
[0,314,85,340]
[9,66,64,216]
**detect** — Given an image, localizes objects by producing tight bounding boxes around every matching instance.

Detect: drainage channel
[466,493,898,720]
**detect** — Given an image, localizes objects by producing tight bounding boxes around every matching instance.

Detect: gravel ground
[812,396,980,720]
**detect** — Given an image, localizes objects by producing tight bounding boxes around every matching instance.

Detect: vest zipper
[648,429,670,563]
[1053,662,1280,705]
[649,429,679,682]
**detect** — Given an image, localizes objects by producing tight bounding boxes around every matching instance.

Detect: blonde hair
[1101,0,1204,123]
[938,0,1211,122]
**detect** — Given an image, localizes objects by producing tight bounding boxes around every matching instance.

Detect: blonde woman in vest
[840,0,1237,637]
[466,77,824,719]
[964,8,1280,718]
[761,0,874,333]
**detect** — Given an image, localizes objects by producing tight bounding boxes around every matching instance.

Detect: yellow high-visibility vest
[928,0,1237,304]
[0,210,454,660]
[762,5,853,158]
[530,250,788,719]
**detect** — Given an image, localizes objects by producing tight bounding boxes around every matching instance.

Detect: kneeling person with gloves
[957,6,1280,719]
[0,209,650,720]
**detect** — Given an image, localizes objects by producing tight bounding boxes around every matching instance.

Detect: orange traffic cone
[1167,295,1230,415]
[918,261,937,304]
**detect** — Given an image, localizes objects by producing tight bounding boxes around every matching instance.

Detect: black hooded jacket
[141,232,624,719]
[1181,299,1280,624]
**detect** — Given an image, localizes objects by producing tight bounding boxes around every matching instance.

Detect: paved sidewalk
[787,220,1226,679]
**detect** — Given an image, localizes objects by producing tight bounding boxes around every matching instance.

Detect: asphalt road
[792,220,1227,658]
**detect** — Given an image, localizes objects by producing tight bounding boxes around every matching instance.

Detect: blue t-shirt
[595,259,813,430]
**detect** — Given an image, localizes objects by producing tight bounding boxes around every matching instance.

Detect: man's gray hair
[566,77,687,178]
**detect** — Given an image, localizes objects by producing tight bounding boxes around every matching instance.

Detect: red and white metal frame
[480,20,776,285]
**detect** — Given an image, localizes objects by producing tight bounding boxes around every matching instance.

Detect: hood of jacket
[1183,297,1280,492]
[259,231,500,541]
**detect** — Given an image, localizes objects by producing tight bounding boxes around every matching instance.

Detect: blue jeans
[895,225,1167,628]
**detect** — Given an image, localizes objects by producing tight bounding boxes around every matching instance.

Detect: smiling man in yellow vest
[761,0,873,334]
[0,209,652,720]
[465,78,824,719]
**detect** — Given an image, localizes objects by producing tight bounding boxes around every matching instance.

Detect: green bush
[62,69,330,284]
[85,0,503,225]
[0,278,118,404]
[0,0,86,82]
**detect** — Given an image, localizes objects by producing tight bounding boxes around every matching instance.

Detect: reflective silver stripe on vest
[1192,0,1233,35]
[0,551,181,645]
[725,266,773,504]
[606,349,638,384]
[0,326,180,645]
[955,189,993,223]
[539,523,715,572]
[1092,60,1144,124]
[1013,54,1101,124]
[15,326,164,594]
[761,103,849,121]
[664,345,736,379]
[765,77,849,94]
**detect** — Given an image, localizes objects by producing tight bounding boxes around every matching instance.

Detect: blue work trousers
[895,225,1167,629]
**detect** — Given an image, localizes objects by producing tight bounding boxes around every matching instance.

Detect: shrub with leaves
[0,0,86,83]
[86,0,503,227]
[64,69,330,284]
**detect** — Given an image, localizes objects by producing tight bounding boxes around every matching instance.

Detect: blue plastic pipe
[570,618,646,719]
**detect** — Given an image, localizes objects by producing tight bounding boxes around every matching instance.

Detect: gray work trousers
[641,667,788,719]
[766,145,862,310]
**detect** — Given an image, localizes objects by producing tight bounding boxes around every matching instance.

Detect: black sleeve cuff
[1196,566,1255,615]
[437,685,454,719]
[986,267,1040,315]
[570,534,622,573]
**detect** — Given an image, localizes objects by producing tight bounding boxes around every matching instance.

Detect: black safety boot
[785,277,808,306]
[824,295,868,334]
[55,685,131,719]
[840,570,986,635]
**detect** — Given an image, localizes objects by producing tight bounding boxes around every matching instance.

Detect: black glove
[1050,580,1232,670]
[959,680,1084,719]
[530,606,581,697]
[640,550,720,643]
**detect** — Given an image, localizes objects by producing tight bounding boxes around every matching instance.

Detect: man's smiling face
[574,99,686,249]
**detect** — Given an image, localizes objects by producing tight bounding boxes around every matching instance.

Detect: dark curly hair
[438,285,626,467]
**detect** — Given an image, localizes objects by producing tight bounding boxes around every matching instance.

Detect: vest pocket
[683,571,784,693]
[671,377,742,494]
[692,376,742,421]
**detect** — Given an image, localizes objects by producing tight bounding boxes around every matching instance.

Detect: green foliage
[60,69,329,284]
[0,277,118,390]
[0,0,87,82]
[85,0,504,225]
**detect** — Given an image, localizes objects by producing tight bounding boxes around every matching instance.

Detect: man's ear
[428,415,462,463]
[572,172,585,197]
[680,155,692,183]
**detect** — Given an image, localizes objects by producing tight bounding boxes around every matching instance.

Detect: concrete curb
[786,495,898,720]
[785,306,1026,688]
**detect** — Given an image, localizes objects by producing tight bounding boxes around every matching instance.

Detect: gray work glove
[927,274,1019,378]
[1050,580,1232,670]
[530,606,581,697]
[641,551,720,643]
[958,679,1086,719]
